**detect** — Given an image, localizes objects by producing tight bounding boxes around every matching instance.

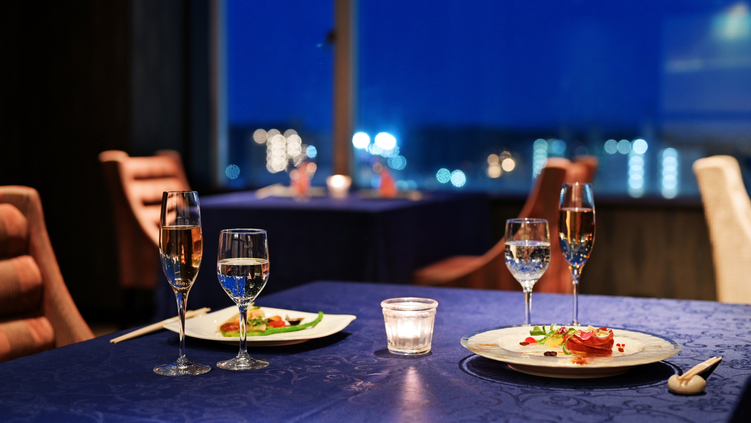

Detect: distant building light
[617,139,631,155]
[450,170,466,188]
[550,139,567,155]
[352,132,370,149]
[374,132,397,150]
[306,145,318,158]
[253,129,268,144]
[225,164,240,180]
[501,157,516,172]
[436,168,451,184]
[632,139,649,155]
[604,139,618,154]
[487,164,502,178]
[388,155,407,170]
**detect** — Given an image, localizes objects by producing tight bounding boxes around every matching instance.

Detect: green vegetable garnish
[529,324,577,355]
[221,312,325,337]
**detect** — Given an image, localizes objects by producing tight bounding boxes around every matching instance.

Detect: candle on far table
[326,174,352,199]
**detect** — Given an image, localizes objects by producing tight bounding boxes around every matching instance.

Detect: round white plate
[164,306,357,346]
[461,326,681,378]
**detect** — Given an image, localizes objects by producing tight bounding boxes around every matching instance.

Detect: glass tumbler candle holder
[381,298,438,355]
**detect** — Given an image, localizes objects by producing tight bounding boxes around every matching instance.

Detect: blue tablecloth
[156,190,491,320]
[3,281,751,422]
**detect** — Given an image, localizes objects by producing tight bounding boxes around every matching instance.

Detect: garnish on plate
[219,307,324,337]
[522,324,615,356]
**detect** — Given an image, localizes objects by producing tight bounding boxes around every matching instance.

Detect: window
[221,0,751,199]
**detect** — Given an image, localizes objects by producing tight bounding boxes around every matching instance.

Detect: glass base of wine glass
[217,351,269,371]
[154,357,211,377]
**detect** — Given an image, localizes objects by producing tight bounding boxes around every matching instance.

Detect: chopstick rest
[109,307,211,343]
[668,356,722,395]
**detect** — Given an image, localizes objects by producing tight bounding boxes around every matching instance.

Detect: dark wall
[0,0,196,320]
[489,198,716,301]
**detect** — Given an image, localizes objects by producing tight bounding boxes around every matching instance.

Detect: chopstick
[678,356,722,381]
[109,307,211,343]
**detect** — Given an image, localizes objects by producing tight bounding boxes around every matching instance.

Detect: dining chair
[98,150,190,323]
[0,186,94,362]
[693,155,751,304]
[412,158,575,292]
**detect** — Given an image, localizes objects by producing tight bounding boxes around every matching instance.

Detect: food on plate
[523,324,616,356]
[219,307,324,337]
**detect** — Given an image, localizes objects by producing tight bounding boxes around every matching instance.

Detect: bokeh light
[604,139,618,154]
[374,132,397,150]
[617,139,631,155]
[253,129,267,144]
[450,170,466,187]
[353,132,370,149]
[487,164,502,178]
[661,148,679,199]
[388,155,407,170]
[225,164,240,179]
[533,139,548,177]
[436,168,451,184]
[306,145,318,158]
[501,157,516,172]
[632,139,649,155]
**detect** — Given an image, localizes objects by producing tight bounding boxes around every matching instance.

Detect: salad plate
[461,325,681,378]
[164,306,357,346]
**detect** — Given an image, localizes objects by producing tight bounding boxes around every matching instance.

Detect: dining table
[3,281,751,422]
[155,189,491,321]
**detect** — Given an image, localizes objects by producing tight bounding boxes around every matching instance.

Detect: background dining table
[3,281,751,422]
[155,189,491,320]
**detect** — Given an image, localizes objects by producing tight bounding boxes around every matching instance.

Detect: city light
[533,139,548,177]
[632,139,649,155]
[450,170,466,188]
[225,164,240,180]
[604,139,618,154]
[661,148,679,199]
[374,132,397,150]
[353,132,370,149]
[436,168,451,184]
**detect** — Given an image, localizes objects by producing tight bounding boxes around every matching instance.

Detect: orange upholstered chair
[99,150,189,291]
[412,156,596,293]
[0,186,93,362]
[99,150,190,322]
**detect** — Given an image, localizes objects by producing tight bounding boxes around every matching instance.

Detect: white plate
[461,326,681,378]
[164,306,357,346]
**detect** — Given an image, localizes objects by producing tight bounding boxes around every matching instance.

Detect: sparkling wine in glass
[504,218,551,326]
[559,183,596,326]
[217,228,270,371]
[155,191,211,376]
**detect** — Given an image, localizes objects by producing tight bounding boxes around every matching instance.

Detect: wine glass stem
[523,287,533,326]
[238,305,248,356]
[571,267,581,326]
[175,290,189,365]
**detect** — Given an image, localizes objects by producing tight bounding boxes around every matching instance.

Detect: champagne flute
[558,183,596,326]
[217,228,270,371]
[504,218,551,326]
[155,191,211,376]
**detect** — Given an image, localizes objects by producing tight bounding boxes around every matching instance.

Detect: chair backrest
[570,155,599,184]
[0,186,93,362]
[98,150,190,290]
[693,155,751,303]
[495,158,572,293]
